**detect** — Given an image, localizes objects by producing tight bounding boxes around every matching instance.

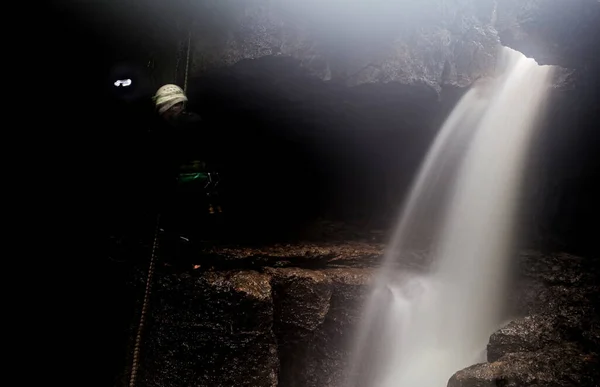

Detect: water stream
[347,47,553,387]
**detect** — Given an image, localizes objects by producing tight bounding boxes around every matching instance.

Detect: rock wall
[449,252,600,387]
[79,0,600,89]
[190,0,500,90]
[495,0,600,70]
[125,248,599,387]
[133,257,374,387]
[187,0,600,88]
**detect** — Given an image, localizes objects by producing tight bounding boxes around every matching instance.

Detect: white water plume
[347,47,554,387]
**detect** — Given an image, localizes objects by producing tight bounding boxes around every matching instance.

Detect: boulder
[268,267,333,333]
[451,251,600,387]
[300,268,375,387]
[448,345,600,387]
[266,267,333,387]
[488,314,582,362]
[132,263,377,387]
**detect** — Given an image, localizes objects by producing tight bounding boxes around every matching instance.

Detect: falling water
[347,47,553,387]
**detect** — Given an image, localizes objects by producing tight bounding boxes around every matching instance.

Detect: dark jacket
[145,110,210,201]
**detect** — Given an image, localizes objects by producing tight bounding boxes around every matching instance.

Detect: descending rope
[183,26,192,94]
[128,14,193,386]
[174,39,184,86]
[128,213,161,387]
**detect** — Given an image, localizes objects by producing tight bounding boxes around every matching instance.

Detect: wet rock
[301,268,375,387]
[136,264,377,387]
[140,270,278,387]
[142,326,278,387]
[509,279,598,320]
[448,345,600,387]
[489,313,600,360]
[518,251,592,286]
[267,267,333,333]
[509,251,599,317]
[152,270,273,332]
[267,268,333,387]
[201,242,384,269]
[488,314,584,362]
[259,267,376,387]
[130,249,599,387]
[451,251,600,387]
[321,268,377,332]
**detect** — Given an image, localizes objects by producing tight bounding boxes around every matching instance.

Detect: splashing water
[347,47,553,387]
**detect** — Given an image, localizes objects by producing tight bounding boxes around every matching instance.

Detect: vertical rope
[174,40,182,86]
[128,213,161,387]
[184,26,192,94]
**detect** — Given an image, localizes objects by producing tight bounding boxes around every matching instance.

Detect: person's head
[153,84,188,120]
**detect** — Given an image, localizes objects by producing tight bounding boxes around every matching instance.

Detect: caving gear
[153,84,188,115]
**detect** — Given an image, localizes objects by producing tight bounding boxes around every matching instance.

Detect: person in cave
[153,84,200,127]
[150,84,222,244]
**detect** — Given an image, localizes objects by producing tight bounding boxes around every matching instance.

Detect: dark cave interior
[47,1,599,386]
[48,0,599,249]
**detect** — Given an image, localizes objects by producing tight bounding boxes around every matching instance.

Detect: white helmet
[153,84,188,115]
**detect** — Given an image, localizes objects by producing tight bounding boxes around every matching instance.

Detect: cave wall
[180,0,599,251]
[67,0,600,87]
[76,0,599,249]
[495,0,600,70]
[188,0,500,90]
[186,0,600,82]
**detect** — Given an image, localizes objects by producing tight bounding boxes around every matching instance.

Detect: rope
[174,25,184,84]
[128,213,161,387]
[184,26,192,94]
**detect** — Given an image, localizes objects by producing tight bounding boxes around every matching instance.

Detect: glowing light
[114,79,132,87]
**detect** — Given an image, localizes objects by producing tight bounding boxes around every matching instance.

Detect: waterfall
[347,47,553,387]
